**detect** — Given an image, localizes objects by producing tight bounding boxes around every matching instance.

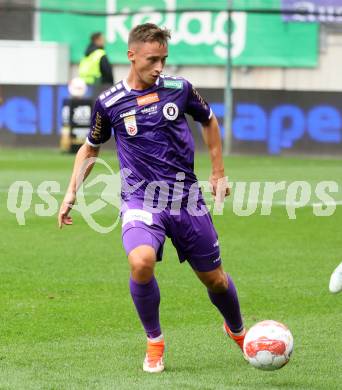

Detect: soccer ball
[329,262,342,293]
[243,320,294,371]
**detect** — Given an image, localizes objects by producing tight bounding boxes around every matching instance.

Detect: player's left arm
[201,114,230,198]
[184,80,229,197]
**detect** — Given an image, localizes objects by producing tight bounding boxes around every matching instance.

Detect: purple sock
[208,274,244,333]
[129,276,162,339]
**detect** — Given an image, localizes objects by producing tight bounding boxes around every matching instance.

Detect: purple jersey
[87,75,212,202]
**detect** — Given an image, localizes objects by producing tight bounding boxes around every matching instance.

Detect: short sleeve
[185,80,212,123]
[86,98,112,147]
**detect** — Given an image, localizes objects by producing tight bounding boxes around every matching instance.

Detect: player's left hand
[210,173,230,200]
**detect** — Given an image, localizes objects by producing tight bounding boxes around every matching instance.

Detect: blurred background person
[79,32,114,85]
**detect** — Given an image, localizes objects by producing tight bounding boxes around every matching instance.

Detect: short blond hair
[128,23,171,47]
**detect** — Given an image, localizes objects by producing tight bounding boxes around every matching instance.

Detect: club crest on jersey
[124,115,138,136]
[163,103,179,121]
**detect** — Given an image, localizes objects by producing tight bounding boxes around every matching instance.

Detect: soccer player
[58,23,246,373]
[329,262,342,293]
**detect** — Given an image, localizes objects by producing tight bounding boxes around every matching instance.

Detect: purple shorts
[121,198,221,272]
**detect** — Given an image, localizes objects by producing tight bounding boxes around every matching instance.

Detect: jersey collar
[123,77,160,92]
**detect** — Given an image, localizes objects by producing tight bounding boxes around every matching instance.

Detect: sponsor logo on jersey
[137,92,160,106]
[122,209,153,227]
[124,115,138,136]
[192,87,208,110]
[105,91,126,108]
[120,109,136,118]
[141,104,158,115]
[163,103,179,120]
[163,79,183,89]
[91,112,102,141]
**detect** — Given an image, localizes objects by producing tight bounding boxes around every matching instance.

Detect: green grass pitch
[0,148,341,389]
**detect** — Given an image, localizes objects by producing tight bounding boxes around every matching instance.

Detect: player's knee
[128,247,156,283]
[131,257,154,274]
[206,272,228,293]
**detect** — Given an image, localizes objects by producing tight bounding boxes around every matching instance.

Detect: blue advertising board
[282,0,342,23]
[0,85,341,155]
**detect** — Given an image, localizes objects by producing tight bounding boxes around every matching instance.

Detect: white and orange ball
[243,320,294,371]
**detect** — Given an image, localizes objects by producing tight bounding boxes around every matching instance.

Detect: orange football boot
[223,322,246,351]
[143,338,165,373]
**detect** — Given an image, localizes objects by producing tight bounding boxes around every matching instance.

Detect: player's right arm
[58,98,112,228]
[58,143,100,228]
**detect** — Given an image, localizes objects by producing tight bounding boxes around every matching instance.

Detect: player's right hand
[58,193,76,228]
